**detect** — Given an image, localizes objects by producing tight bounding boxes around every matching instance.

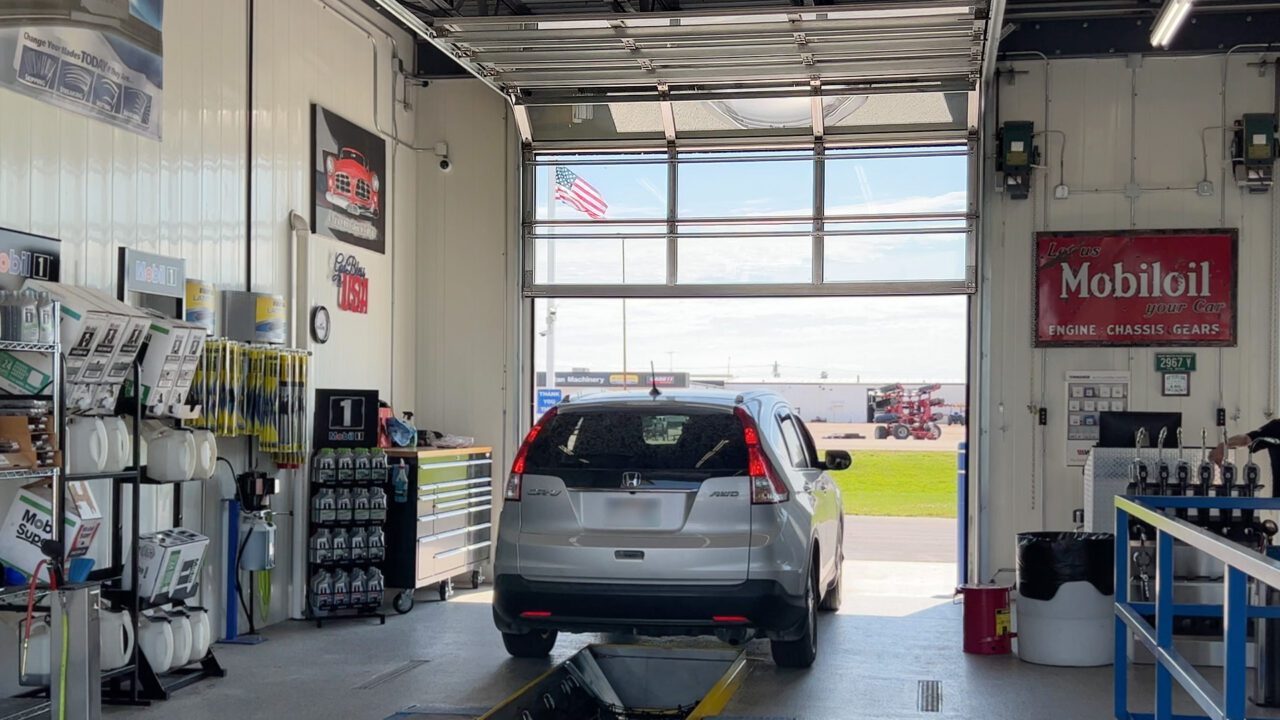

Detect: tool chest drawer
[385,447,494,595]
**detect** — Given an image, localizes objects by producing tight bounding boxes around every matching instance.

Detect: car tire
[502,629,558,658]
[771,566,818,669]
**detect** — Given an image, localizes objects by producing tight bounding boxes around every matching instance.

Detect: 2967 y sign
[1035,229,1237,347]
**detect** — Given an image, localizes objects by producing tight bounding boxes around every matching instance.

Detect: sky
[533,149,970,383]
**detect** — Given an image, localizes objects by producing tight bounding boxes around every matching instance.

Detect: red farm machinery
[871,383,945,440]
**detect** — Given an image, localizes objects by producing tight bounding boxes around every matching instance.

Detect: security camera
[438,158,452,172]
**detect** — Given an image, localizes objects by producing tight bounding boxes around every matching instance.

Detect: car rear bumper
[492,575,809,640]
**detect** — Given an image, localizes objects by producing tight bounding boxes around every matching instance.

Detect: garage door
[370,0,991,297]
[429,2,986,104]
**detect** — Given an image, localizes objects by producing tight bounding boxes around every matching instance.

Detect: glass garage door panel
[677,153,813,220]
[528,103,666,144]
[534,157,667,222]
[823,228,967,283]
[825,148,967,217]
[677,225,812,285]
[534,228,667,285]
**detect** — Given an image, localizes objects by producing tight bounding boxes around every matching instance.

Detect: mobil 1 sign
[1035,229,1237,347]
[314,389,379,449]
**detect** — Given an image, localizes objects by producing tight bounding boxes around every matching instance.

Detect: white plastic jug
[187,608,211,662]
[147,428,196,482]
[138,613,174,673]
[167,611,192,668]
[100,608,135,671]
[101,416,132,473]
[66,416,107,474]
[191,429,217,480]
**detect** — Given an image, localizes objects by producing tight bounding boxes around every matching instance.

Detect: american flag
[555,167,608,220]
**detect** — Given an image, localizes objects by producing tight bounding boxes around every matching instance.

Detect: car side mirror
[824,450,852,471]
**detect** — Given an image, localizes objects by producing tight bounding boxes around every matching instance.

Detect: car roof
[556,388,780,409]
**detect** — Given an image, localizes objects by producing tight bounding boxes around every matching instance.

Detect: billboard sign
[1035,229,1236,347]
[535,372,690,388]
[0,1,164,139]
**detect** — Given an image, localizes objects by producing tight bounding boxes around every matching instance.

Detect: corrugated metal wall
[0,0,420,670]
[0,2,247,286]
[415,79,520,489]
[979,53,1280,579]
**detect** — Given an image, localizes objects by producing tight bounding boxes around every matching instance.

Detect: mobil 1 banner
[0,1,164,140]
[1035,229,1237,347]
[0,227,59,291]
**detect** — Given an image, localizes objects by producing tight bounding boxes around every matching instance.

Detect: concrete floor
[102,518,1271,719]
[845,515,956,563]
[101,564,1126,720]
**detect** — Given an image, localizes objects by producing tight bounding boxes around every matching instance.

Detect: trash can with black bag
[1016,531,1115,666]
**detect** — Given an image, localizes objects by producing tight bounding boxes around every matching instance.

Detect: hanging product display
[189,340,310,467]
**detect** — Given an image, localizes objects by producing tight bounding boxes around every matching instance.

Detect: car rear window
[523,408,748,489]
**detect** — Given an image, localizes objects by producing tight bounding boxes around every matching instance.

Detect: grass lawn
[828,451,958,518]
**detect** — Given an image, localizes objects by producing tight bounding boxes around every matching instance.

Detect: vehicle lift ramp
[479,645,750,720]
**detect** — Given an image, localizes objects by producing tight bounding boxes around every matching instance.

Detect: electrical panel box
[1233,113,1277,192]
[1243,114,1278,165]
[997,121,1037,200]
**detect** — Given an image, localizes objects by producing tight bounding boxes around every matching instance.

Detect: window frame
[521,139,978,298]
[776,411,812,470]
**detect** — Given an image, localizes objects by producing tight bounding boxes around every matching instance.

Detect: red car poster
[1035,229,1237,347]
[312,105,386,254]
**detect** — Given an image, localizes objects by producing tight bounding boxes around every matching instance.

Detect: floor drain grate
[357,660,430,690]
[917,680,942,712]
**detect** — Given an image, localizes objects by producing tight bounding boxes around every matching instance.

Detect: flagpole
[615,187,626,390]
[545,165,557,392]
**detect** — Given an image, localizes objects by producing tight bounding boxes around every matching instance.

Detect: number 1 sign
[314,389,380,449]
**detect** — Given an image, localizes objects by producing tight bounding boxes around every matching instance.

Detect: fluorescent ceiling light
[1150,0,1194,49]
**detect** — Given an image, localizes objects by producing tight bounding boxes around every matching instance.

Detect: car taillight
[505,407,558,501]
[734,406,789,504]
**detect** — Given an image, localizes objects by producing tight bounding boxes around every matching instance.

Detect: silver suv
[493,389,849,668]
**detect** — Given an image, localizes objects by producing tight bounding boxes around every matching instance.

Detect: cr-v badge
[527,488,562,497]
[622,472,642,488]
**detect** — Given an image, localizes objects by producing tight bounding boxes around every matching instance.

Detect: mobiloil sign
[1035,229,1237,347]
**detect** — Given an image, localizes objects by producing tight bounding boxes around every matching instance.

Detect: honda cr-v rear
[492,390,847,668]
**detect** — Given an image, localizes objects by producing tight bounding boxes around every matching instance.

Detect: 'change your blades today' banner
[0,1,164,140]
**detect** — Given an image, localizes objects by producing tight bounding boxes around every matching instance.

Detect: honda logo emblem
[622,472,642,488]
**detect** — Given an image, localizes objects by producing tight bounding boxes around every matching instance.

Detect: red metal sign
[1035,229,1237,347]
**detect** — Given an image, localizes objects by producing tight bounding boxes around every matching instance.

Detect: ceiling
[1000,0,1280,56]
[365,0,1277,144]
